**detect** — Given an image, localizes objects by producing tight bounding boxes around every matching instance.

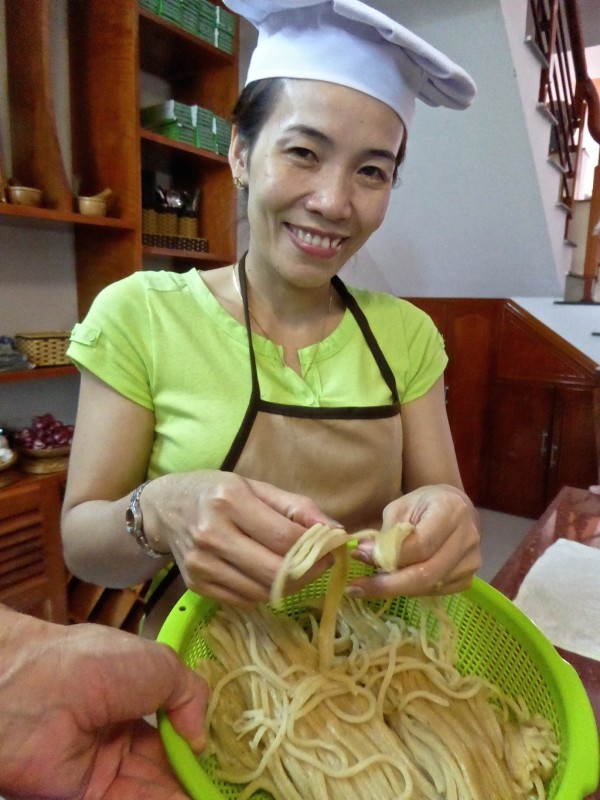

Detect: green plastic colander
[157,570,599,800]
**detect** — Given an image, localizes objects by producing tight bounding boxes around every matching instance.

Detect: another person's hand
[0,604,209,800]
[145,470,340,605]
[349,484,481,598]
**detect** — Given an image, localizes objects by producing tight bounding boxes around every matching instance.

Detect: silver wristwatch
[126,480,169,558]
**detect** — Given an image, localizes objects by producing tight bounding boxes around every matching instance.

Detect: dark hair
[231,78,407,184]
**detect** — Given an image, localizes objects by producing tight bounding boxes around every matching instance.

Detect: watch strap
[126,480,169,559]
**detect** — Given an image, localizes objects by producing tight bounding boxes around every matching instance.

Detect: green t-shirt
[67,269,447,479]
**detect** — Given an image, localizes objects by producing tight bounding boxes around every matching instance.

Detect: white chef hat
[222,0,476,130]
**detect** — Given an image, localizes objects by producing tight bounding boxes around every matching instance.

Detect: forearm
[61,491,171,588]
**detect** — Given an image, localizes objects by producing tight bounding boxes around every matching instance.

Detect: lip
[285,223,347,256]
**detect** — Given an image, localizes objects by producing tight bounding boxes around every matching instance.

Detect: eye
[359,164,391,183]
[287,146,317,162]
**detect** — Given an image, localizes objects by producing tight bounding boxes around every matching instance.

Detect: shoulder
[85,270,200,321]
[344,284,438,333]
[93,270,193,302]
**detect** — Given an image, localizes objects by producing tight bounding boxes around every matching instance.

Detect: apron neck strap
[331,275,399,402]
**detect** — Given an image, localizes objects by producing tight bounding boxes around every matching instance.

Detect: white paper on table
[513,538,600,661]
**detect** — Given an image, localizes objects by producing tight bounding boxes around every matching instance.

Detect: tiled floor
[476,507,534,582]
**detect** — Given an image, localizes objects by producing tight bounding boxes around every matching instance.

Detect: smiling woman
[60,0,480,632]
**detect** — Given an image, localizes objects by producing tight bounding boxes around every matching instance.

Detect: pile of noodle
[196,523,559,800]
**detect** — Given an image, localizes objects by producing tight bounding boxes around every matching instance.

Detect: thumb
[148,644,210,754]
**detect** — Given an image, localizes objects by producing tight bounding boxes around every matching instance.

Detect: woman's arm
[62,370,338,602]
[351,376,481,597]
[61,369,167,587]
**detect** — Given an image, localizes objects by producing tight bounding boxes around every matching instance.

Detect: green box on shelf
[140,100,177,127]
[149,121,196,146]
[159,0,183,25]
[214,29,234,54]
[215,5,235,34]
[181,7,199,35]
[140,0,161,12]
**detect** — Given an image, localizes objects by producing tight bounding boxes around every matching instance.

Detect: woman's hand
[0,605,209,800]
[145,471,340,605]
[349,484,481,598]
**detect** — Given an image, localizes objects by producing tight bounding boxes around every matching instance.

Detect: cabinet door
[548,385,598,498]
[443,302,500,504]
[0,477,67,622]
[403,299,501,504]
[486,381,555,518]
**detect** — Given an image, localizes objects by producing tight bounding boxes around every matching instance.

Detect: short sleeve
[399,304,447,404]
[67,275,154,410]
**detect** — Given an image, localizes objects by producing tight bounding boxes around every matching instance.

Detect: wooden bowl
[7,185,43,207]
[17,446,70,474]
[77,196,107,216]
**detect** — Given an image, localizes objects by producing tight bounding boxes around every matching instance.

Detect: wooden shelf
[139,8,234,83]
[142,245,230,263]
[0,202,136,230]
[2,0,238,363]
[0,365,78,384]
[140,128,229,166]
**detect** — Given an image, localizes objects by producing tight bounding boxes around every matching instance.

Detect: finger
[248,479,340,530]
[141,646,209,754]
[82,632,210,754]
[348,531,479,599]
[181,540,276,600]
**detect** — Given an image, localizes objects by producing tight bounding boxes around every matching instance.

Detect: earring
[232,176,246,190]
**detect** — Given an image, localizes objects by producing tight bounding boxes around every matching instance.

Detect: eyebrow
[282,124,398,163]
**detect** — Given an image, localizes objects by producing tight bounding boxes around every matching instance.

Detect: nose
[304,167,352,221]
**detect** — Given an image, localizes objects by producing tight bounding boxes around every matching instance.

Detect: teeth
[291,226,342,250]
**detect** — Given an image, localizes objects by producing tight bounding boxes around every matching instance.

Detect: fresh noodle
[196,523,559,800]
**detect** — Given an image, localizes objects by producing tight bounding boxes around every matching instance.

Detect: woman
[62,0,480,620]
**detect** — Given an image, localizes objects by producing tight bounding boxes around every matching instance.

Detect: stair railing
[527,0,600,302]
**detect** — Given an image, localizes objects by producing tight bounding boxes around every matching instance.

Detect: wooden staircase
[526,0,600,302]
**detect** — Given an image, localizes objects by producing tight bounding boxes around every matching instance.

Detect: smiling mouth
[287,224,345,251]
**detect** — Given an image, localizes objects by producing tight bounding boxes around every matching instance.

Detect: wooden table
[491,485,600,799]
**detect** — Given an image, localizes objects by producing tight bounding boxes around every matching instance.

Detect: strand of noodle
[393,711,472,800]
[317,542,349,670]
[403,696,510,799]
[397,720,447,795]
[375,636,399,714]
[271,524,349,603]
[211,671,290,784]
[279,739,414,783]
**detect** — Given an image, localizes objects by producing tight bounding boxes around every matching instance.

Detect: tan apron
[143,254,403,635]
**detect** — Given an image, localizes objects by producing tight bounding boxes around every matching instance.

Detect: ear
[229,125,249,183]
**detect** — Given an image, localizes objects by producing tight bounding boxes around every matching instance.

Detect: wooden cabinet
[1,0,239,326]
[0,474,68,623]
[486,302,599,517]
[407,298,502,504]
[405,298,599,517]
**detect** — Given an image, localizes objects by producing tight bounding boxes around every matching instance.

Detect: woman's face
[230,79,405,289]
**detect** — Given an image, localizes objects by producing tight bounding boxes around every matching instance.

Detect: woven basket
[15,331,71,367]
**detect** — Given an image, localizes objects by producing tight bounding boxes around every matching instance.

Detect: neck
[237,256,334,332]
[233,259,337,373]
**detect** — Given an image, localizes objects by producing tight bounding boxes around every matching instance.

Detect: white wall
[345,0,562,297]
